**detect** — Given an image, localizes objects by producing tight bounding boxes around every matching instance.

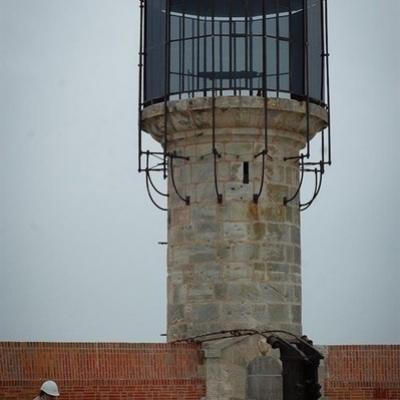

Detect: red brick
[325,345,400,400]
[0,342,205,400]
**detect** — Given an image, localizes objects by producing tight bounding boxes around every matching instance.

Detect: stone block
[253,304,268,320]
[289,273,301,284]
[261,244,285,263]
[196,182,217,202]
[171,207,190,226]
[172,284,187,304]
[222,201,251,222]
[269,304,290,323]
[268,271,289,283]
[267,263,289,274]
[226,282,258,303]
[290,225,301,244]
[290,264,301,274]
[285,165,298,186]
[266,164,285,184]
[223,263,251,280]
[294,246,301,264]
[252,262,267,281]
[222,303,253,321]
[214,160,244,180]
[191,204,217,221]
[195,221,220,241]
[217,243,232,260]
[265,283,289,301]
[168,304,185,324]
[258,283,287,302]
[214,282,228,300]
[194,263,222,281]
[171,245,191,264]
[189,244,216,263]
[192,303,219,322]
[261,206,286,222]
[187,283,215,301]
[232,243,260,262]
[267,183,289,204]
[267,223,290,243]
[224,182,254,201]
[293,285,301,303]
[248,222,266,241]
[223,222,249,241]
[192,162,214,183]
[291,305,302,324]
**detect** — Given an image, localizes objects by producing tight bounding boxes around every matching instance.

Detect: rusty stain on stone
[248,202,259,221]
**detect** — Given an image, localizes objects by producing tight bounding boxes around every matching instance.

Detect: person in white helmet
[33,380,60,399]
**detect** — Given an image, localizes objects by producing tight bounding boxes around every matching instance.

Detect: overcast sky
[0,0,399,344]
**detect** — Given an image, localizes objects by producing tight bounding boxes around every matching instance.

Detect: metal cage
[138,0,331,210]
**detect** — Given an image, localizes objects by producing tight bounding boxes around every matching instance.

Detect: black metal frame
[138,0,331,211]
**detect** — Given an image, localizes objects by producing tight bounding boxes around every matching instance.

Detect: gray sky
[0,0,399,344]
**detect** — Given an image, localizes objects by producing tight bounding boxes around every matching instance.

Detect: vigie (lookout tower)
[138,0,331,398]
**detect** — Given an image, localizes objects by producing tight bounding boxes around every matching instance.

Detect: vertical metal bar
[254,0,268,204]
[324,0,332,165]
[288,0,292,93]
[178,5,182,96]
[304,0,311,158]
[233,17,237,94]
[276,0,280,97]
[212,0,222,203]
[245,0,249,92]
[138,0,145,172]
[197,5,200,93]
[181,0,186,96]
[219,21,223,95]
[319,0,325,166]
[229,0,233,92]
[320,0,325,103]
[249,12,253,95]
[203,15,207,95]
[163,0,171,178]
[262,0,268,152]
[192,17,195,97]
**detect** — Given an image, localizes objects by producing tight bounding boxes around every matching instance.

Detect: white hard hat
[40,380,60,397]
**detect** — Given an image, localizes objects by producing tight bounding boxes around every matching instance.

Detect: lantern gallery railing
[138,0,331,210]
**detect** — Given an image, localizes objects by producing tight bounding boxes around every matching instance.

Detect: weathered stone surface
[223,222,249,241]
[141,97,327,362]
[247,356,283,400]
[192,303,219,322]
[269,304,291,323]
[142,96,328,139]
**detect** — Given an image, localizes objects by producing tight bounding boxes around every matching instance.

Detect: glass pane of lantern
[266,16,277,36]
[279,40,289,74]
[143,0,325,104]
[308,0,323,101]
[279,16,289,38]
[170,14,180,41]
[267,37,277,75]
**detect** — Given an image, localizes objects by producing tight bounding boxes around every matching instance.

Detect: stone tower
[142,97,327,341]
[139,1,330,398]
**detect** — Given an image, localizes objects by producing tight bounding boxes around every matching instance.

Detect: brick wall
[0,342,205,400]
[1,342,399,400]
[325,345,400,400]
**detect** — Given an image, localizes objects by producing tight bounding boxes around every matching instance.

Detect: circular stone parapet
[141,96,328,145]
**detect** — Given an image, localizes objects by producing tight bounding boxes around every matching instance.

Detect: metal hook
[169,152,190,206]
[284,155,305,206]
